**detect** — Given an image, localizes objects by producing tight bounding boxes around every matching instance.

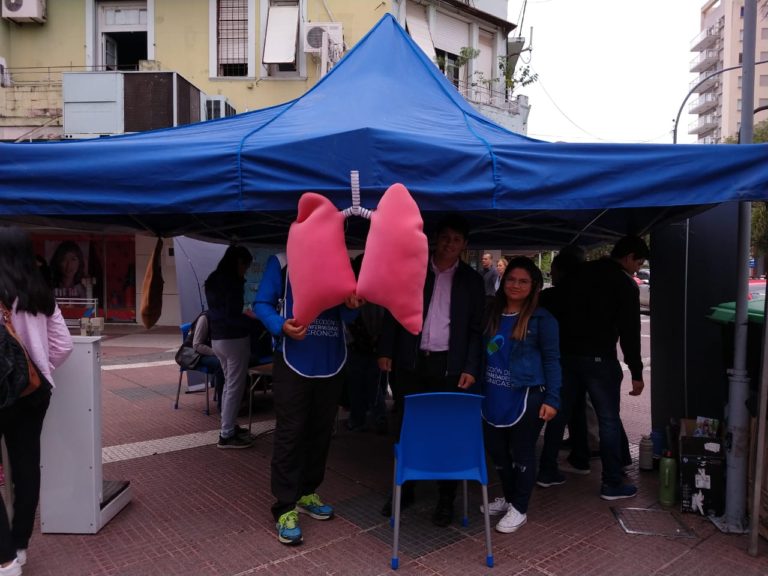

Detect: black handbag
[175,344,201,370]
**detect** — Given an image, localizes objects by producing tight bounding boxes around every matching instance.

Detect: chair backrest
[396,392,487,485]
[180,322,192,342]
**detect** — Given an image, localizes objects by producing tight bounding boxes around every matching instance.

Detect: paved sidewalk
[15,322,768,575]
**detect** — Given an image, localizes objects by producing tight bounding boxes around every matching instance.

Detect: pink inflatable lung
[357,183,427,335]
[287,193,357,327]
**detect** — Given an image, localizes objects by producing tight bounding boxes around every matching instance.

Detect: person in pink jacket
[0,227,72,576]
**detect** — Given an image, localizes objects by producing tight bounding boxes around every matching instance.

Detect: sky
[507,0,706,143]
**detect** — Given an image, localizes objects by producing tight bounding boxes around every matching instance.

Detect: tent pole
[713,0,757,536]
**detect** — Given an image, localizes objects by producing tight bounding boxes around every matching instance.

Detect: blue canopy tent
[1,14,768,248]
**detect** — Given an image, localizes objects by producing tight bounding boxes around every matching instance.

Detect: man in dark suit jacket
[378,213,485,527]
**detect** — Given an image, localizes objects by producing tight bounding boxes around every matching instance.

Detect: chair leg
[204,374,210,416]
[174,370,183,409]
[481,484,494,568]
[461,479,469,526]
[247,375,259,434]
[391,482,402,570]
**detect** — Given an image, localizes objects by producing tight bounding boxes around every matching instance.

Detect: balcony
[688,114,719,135]
[689,69,720,93]
[690,25,721,52]
[699,135,719,144]
[690,49,720,73]
[688,93,719,115]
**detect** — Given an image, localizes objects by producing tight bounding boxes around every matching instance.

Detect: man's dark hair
[610,235,650,260]
[434,213,470,240]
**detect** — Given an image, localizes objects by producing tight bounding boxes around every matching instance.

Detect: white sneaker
[495,505,527,533]
[479,497,510,516]
[15,551,25,567]
[0,558,22,576]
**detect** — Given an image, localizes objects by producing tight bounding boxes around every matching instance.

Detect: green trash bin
[707,297,766,415]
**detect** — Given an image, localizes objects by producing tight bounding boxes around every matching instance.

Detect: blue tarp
[1,14,768,247]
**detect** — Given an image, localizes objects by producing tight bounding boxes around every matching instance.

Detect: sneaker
[495,505,527,533]
[560,460,591,475]
[276,510,303,545]
[15,551,25,567]
[217,434,254,449]
[234,425,256,441]
[297,493,334,520]
[0,558,21,576]
[600,483,638,501]
[480,497,510,516]
[536,470,567,488]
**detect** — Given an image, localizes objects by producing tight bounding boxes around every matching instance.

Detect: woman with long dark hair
[0,227,73,576]
[476,257,561,534]
[205,245,255,449]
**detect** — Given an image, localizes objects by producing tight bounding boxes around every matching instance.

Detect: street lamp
[672,60,768,144]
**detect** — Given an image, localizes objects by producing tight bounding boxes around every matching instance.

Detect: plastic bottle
[659,450,678,507]
[639,435,654,470]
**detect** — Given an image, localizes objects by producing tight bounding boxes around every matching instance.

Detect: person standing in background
[205,245,255,450]
[0,226,73,576]
[481,252,497,297]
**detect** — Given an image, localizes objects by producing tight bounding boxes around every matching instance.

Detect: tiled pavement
[14,320,768,575]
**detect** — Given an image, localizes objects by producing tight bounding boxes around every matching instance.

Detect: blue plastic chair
[173,322,211,416]
[390,392,493,570]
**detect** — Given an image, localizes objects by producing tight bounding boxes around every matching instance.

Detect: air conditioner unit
[303,22,343,54]
[2,0,46,23]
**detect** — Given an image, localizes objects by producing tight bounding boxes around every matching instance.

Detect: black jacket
[379,260,484,379]
[558,258,643,380]
[204,269,250,340]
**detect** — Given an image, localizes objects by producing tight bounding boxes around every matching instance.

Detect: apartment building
[0,0,528,326]
[689,0,768,143]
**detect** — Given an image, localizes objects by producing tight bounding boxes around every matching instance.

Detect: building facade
[689,0,768,143]
[0,0,529,142]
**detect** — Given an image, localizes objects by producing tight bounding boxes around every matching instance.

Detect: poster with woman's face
[46,240,90,299]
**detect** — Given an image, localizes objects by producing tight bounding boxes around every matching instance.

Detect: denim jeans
[562,355,625,486]
[484,387,546,514]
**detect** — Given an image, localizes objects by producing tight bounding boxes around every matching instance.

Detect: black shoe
[380,489,414,517]
[234,425,255,440]
[217,434,254,449]
[431,500,454,527]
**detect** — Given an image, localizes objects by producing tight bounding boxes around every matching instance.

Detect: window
[761,51,768,61]
[435,48,460,87]
[262,1,299,76]
[737,98,742,112]
[259,0,304,78]
[759,98,768,107]
[762,28,768,40]
[217,0,249,76]
[738,75,742,89]
[739,52,743,64]
[761,74,768,87]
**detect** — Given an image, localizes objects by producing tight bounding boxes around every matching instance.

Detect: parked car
[748,278,766,300]
[634,269,650,311]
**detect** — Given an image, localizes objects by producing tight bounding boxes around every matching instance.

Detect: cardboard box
[679,418,724,459]
[680,454,725,516]
[679,418,725,516]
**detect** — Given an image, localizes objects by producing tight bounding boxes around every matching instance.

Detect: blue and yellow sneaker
[296,493,334,520]
[276,510,302,545]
